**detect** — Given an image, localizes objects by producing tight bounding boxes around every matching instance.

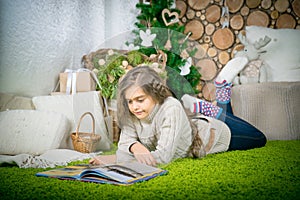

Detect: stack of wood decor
[176,0,300,101]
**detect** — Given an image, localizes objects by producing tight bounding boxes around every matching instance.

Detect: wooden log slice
[176,0,187,18]
[186,9,196,19]
[292,0,300,17]
[184,20,204,40]
[200,15,206,21]
[239,29,246,37]
[276,13,296,28]
[205,23,216,35]
[271,10,279,19]
[207,48,217,57]
[261,0,272,9]
[196,59,217,81]
[230,14,244,30]
[212,28,235,50]
[226,0,244,13]
[247,10,270,27]
[240,6,250,16]
[194,44,207,59]
[231,44,245,58]
[196,82,204,93]
[202,82,216,101]
[246,0,261,8]
[218,51,230,65]
[206,5,221,23]
[204,35,211,43]
[187,0,210,10]
[274,0,289,13]
[202,44,209,51]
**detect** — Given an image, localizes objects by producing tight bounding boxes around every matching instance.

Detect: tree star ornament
[179,57,192,76]
[140,29,156,47]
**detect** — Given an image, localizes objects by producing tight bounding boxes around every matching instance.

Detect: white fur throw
[0,149,97,168]
[0,110,70,155]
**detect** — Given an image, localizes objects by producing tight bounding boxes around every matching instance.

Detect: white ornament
[98,59,106,66]
[108,49,114,56]
[179,57,192,76]
[127,43,139,50]
[151,62,159,68]
[140,29,156,47]
[92,68,99,75]
[122,60,129,67]
[221,6,230,29]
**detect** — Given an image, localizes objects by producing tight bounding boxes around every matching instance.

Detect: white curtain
[0,0,138,97]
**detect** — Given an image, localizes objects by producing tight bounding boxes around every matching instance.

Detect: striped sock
[215,80,232,104]
[193,101,223,119]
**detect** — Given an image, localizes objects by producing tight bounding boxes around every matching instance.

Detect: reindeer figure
[235,33,271,60]
[232,33,272,84]
[216,25,300,90]
[215,33,272,85]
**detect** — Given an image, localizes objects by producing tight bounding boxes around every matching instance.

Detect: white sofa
[231,82,300,140]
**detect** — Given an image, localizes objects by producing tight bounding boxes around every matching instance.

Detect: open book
[36,161,167,185]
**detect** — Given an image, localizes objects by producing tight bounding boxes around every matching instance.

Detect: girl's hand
[89,155,116,165]
[130,142,157,166]
[89,156,103,165]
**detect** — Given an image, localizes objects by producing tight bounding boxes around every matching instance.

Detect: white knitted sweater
[116,97,231,164]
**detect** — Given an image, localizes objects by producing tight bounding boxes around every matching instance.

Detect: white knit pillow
[245,26,300,82]
[0,110,70,155]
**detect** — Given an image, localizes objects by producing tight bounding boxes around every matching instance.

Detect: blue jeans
[217,102,267,151]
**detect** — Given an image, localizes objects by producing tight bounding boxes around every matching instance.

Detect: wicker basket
[71,112,101,153]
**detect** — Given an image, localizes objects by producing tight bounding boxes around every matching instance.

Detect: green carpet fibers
[0,140,299,200]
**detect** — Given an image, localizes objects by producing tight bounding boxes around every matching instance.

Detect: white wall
[0,0,138,97]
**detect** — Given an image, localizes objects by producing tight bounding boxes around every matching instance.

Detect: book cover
[36,161,167,185]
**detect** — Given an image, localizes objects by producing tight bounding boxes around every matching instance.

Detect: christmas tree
[127,0,201,99]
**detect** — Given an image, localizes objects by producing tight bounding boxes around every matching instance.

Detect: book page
[82,161,165,183]
[36,165,87,179]
[117,161,163,175]
[80,167,134,183]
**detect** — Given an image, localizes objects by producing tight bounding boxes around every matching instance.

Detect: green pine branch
[131,0,201,98]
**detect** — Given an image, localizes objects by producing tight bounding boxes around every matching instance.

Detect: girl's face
[125,85,156,120]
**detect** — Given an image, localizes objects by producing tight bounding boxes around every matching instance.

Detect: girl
[90,65,266,166]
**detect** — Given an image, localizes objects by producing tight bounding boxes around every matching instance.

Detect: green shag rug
[0,140,299,200]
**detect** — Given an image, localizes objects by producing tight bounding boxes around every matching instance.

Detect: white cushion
[245,26,300,82]
[0,110,70,155]
[0,93,34,111]
[32,91,112,151]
